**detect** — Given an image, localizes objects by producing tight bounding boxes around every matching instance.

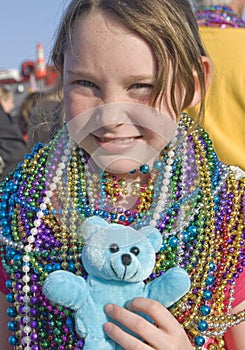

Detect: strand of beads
[163,116,215,347]
[149,119,203,273]
[170,117,245,349]
[2,144,51,348]
[82,153,158,225]
[169,130,194,266]
[196,6,245,28]
[149,149,175,228]
[81,151,97,213]
[18,135,76,349]
[204,173,245,348]
[1,117,244,349]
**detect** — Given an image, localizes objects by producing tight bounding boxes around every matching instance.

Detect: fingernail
[125,301,133,310]
[125,301,131,309]
[104,322,112,333]
[104,303,114,314]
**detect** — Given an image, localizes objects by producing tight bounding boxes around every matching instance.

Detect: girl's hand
[104,297,193,350]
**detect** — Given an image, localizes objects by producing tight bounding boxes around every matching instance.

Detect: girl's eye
[130,83,153,90]
[74,80,98,89]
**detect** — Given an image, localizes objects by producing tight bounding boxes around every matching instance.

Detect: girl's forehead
[64,11,157,70]
[71,10,142,42]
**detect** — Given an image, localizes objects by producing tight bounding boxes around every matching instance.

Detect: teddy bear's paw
[43,270,88,309]
[148,267,191,308]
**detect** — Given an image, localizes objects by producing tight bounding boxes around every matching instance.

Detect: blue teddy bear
[43,216,190,350]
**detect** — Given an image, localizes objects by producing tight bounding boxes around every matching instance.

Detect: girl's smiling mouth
[93,135,142,152]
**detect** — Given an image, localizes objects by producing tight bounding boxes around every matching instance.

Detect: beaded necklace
[196,6,245,28]
[0,113,244,349]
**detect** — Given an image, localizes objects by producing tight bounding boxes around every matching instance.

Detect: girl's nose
[95,102,130,128]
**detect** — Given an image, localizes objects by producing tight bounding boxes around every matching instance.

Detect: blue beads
[194,335,205,347]
[203,290,212,300]
[182,231,189,243]
[139,164,150,174]
[153,159,162,170]
[168,236,178,248]
[110,213,117,221]
[2,226,11,236]
[84,206,92,217]
[173,203,180,210]
[101,211,109,219]
[119,215,126,222]
[127,216,134,223]
[0,201,7,209]
[197,319,208,332]
[6,279,13,289]
[205,275,214,286]
[0,218,9,228]
[1,193,9,201]
[44,264,53,273]
[6,248,16,261]
[160,242,167,252]
[7,321,17,331]
[7,307,16,317]
[68,261,76,273]
[8,335,18,346]
[6,293,14,303]
[188,225,198,236]
[214,195,220,204]
[200,305,211,316]
[53,263,61,271]
[13,254,22,263]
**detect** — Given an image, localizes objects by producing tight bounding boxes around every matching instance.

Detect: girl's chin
[92,157,145,175]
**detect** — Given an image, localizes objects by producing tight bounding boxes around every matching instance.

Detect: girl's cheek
[64,94,92,121]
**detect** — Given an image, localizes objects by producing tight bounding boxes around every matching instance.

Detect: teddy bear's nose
[121,254,132,266]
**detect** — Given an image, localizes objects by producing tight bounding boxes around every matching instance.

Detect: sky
[1,1,245,71]
[0,0,70,70]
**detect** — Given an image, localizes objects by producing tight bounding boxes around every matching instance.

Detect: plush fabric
[43,216,190,350]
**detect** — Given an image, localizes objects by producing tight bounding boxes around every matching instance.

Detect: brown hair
[17,92,45,125]
[51,0,208,123]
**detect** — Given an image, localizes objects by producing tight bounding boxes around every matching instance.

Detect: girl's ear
[188,56,212,108]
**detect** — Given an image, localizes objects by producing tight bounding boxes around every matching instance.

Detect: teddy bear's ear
[139,226,162,252]
[81,216,109,240]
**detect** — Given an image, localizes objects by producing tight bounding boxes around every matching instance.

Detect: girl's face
[63,11,180,174]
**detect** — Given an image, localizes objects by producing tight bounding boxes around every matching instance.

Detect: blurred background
[0,0,69,109]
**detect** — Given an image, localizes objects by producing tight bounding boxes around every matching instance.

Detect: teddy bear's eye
[109,243,119,253]
[130,246,139,256]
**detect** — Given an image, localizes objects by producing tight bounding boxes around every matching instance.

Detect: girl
[0,1,244,349]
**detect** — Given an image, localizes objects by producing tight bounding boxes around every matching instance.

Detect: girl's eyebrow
[67,69,154,80]
[67,69,95,78]
[126,74,155,83]
[67,70,155,85]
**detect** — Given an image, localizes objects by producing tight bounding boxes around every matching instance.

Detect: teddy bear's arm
[43,270,88,310]
[147,267,191,308]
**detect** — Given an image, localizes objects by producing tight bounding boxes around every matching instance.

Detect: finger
[126,297,180,332]
[104,321,152,350]
[104,303,161,348]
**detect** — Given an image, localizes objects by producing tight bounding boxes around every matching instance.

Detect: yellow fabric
[187,27,245,170]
